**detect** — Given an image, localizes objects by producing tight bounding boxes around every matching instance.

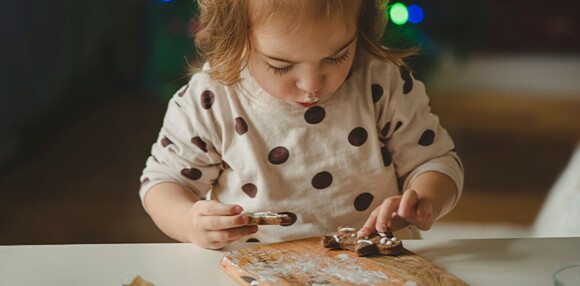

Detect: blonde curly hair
[194,0,414,86]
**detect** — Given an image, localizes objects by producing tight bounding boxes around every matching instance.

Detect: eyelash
[267,51,351,76]
[327,51,351,65]
[268,65,292,76]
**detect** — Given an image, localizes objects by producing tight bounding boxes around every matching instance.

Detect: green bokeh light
[389,3,409,25]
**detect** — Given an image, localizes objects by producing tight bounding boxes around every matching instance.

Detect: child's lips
[296,101,319,108]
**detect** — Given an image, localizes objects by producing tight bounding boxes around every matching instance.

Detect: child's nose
[296,71,325,94]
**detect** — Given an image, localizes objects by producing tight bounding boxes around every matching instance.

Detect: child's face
[248,18,357,108]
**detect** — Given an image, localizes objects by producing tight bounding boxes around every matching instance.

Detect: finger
[415,199,434,231]
[202,213,249,231]
[376,196,401,233]
[202,241,229,250]
[388,216,410,232]
[357,208,379,237]
[208,225,258,242]
[398,189,419,218]
[198,200,243,216]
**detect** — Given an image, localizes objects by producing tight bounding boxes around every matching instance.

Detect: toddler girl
[140,0,464,249]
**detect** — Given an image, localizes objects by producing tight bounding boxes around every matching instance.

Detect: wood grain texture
[221,237,467,286]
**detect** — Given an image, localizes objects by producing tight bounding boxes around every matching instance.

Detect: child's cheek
[261,77,296,101]
[326,70,350,93]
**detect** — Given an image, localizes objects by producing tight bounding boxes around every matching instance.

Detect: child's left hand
[357,189,434,237]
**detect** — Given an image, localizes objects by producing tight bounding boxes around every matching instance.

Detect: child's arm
[140,80,255,249]
[357,171,457,236]
[361,62,464,236]
[404,171,458,223]
[144,182,257,249]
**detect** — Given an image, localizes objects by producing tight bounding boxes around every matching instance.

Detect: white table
[1,237,579,286]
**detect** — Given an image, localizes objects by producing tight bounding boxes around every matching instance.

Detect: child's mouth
[296,101,319,108]
[297,92,319,108]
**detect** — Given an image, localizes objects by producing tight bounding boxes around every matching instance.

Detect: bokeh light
[389,3,409,26]
[408,4,424,24]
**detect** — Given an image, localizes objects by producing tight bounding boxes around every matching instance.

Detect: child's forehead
[247,0,361,31]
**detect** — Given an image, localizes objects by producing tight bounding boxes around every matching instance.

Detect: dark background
[1,0,579,244]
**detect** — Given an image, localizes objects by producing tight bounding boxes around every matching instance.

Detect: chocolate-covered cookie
[322,225,403,256]
[243,212,293,225]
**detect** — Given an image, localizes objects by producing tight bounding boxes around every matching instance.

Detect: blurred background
[0,0,578,244]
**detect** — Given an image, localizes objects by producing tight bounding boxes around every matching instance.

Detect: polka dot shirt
[140,53,464,243]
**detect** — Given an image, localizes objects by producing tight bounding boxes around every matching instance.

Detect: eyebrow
[262,34,357,64]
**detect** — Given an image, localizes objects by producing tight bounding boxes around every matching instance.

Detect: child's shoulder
[358,51,401,78]
[187,64,228,93]
[175,64,232,110]
[167,64,232,142]
[354,51,406,87]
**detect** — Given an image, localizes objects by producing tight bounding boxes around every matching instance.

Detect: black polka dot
[304,106,326,124]
[399,66,413,94]
[403,82,413,94]
[371,84,383,103]
[141,177,150,185]
[175,101,182,108]
[312,171,333,189]
[381,122,391,137]
[191,136,207,152]
[242,183,257,198]
[235,117,248,135]
[201,90,215,109]
[268,147,289,164]
[152,155,159,163]
[381,147,392,166]
[279,212,297,226]
[418,129,435,146]
[221,160,230,170]
[348,127,368,146]
[246,238,260,243]
[396,177,405,194]
[354,193,374,211]
[161,136,173,147]
[394,122,403,132]
[181,168,202,180]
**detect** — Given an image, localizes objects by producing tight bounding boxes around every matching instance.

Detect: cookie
[243,212,292,225]
[322,225,403,256]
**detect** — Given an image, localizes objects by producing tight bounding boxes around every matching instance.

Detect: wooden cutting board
[221,237,467,286]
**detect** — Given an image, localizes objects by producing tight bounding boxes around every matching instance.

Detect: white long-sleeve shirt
[140,53,464,242]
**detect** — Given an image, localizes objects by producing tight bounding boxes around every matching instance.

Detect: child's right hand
[187,200,258,249]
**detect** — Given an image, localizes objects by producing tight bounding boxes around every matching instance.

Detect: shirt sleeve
[373,62,464,211]
[139,79,223,211]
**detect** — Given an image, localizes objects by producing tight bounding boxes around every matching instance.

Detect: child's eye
[326,51,350,65]
[266,51,350,76]
[268,65,292,76]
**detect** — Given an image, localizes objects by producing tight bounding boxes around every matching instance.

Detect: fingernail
[378,223,387,233]
[251,226,258,233]
[234,206,243,214]
[241,215,249,224]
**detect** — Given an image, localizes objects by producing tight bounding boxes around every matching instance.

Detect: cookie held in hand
[243,212,292,225]
[322,226,404,256]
